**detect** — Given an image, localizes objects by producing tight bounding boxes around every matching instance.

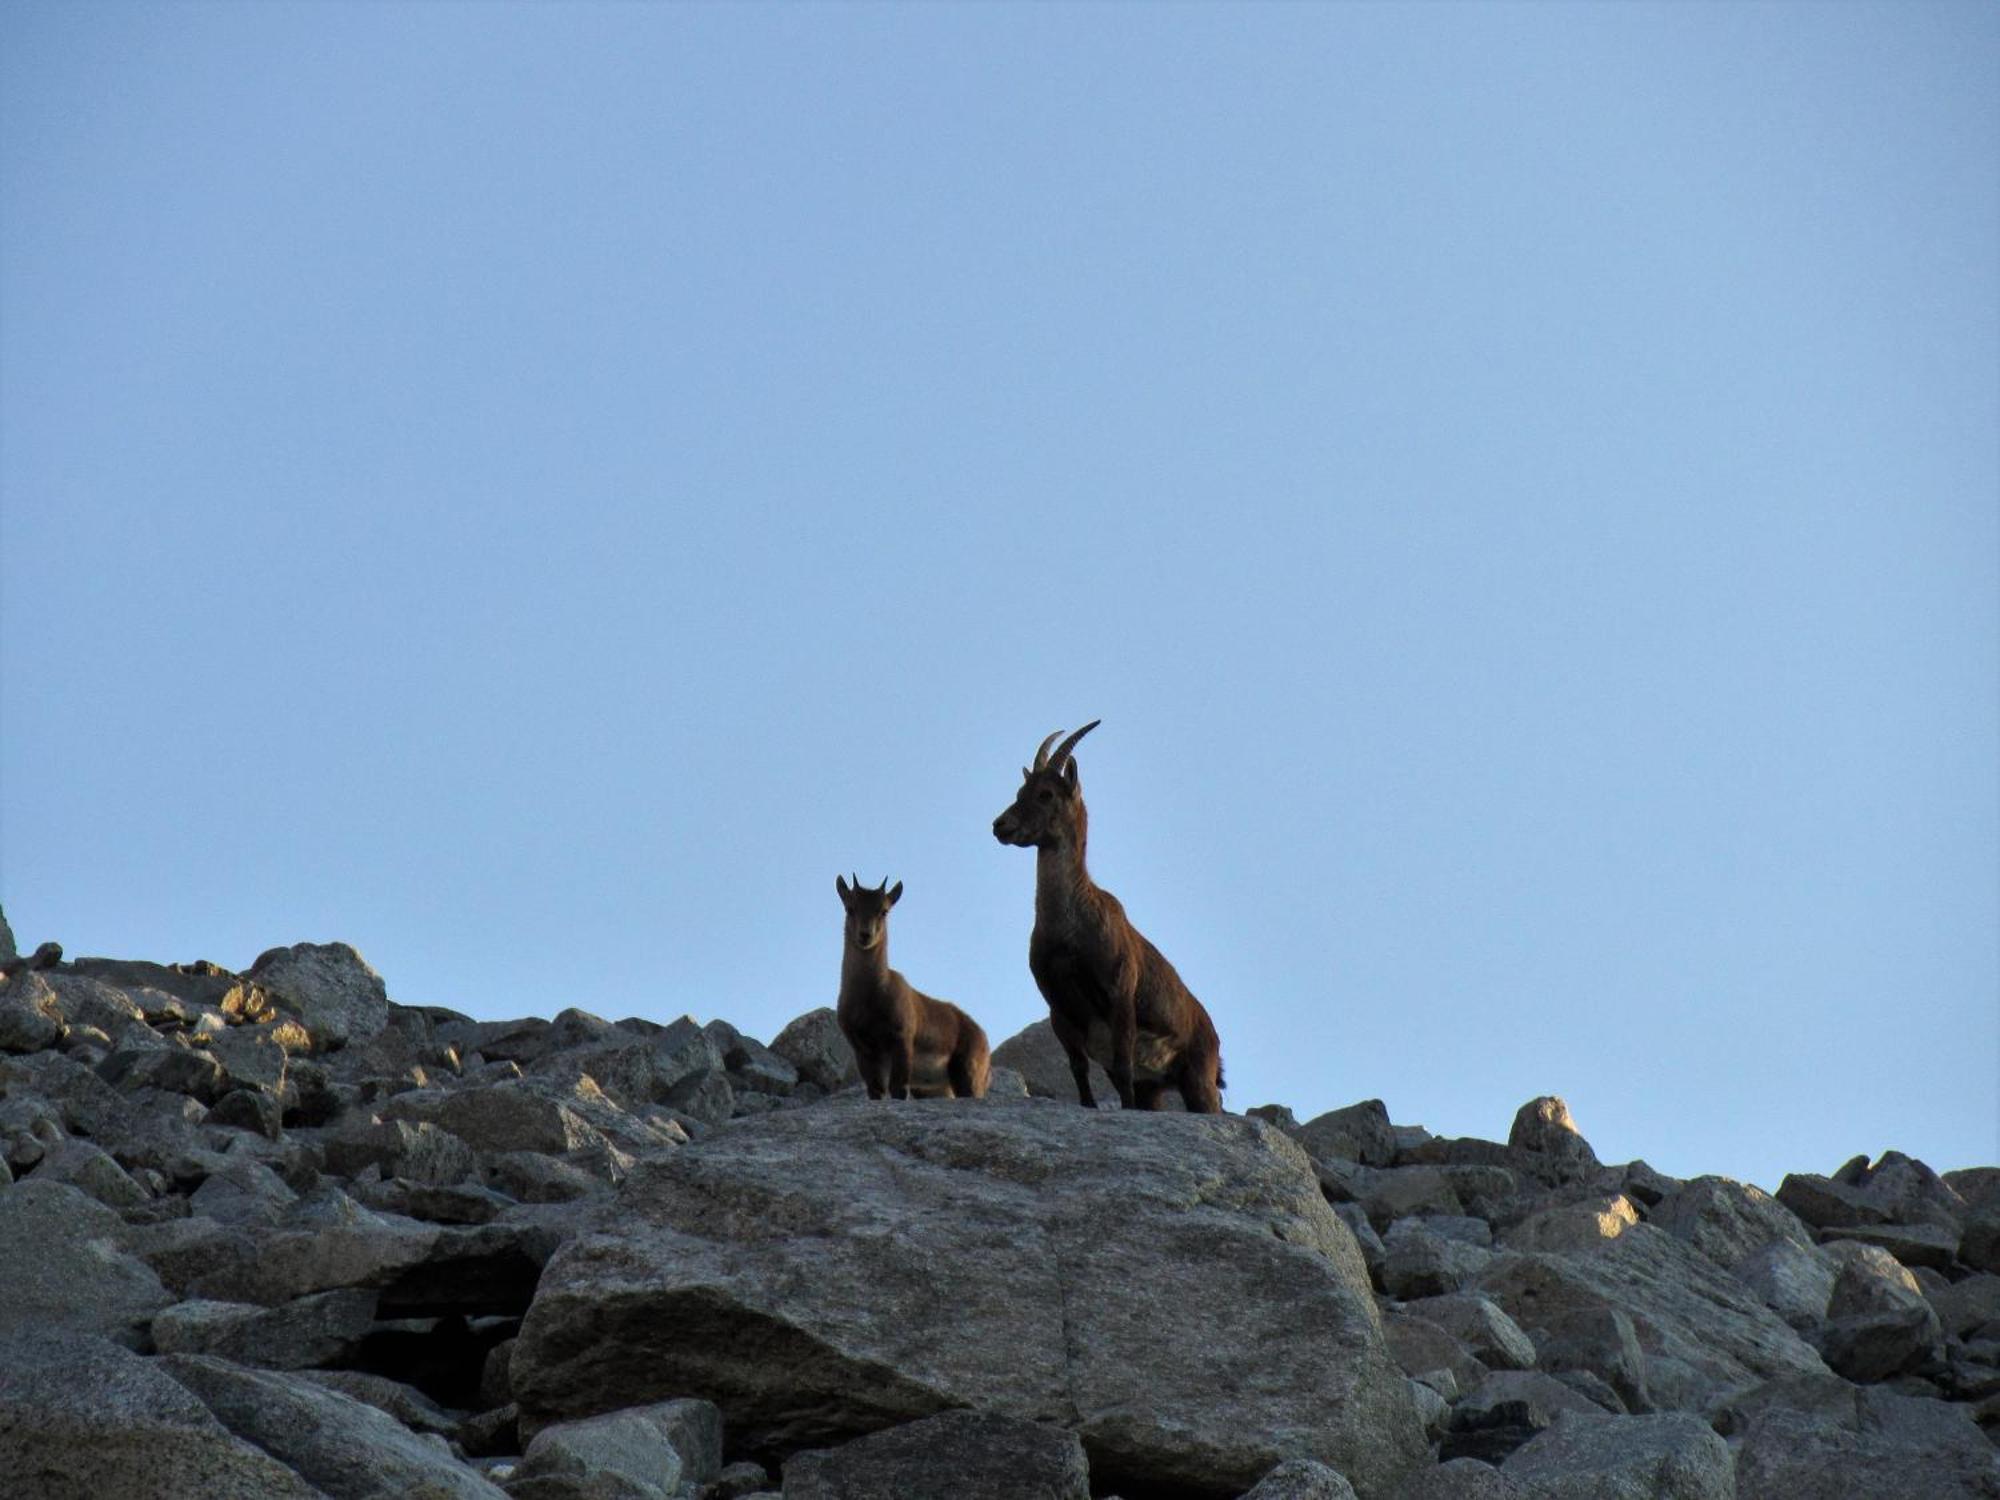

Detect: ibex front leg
[1048,1010,1098,1109]
[888,1040,914,1101]
[1106,995,1140,1111]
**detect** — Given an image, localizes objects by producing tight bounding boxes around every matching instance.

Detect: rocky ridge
[0,909,1995,1499]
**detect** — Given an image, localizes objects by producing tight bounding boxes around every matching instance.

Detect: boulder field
[0,917,1995,1498]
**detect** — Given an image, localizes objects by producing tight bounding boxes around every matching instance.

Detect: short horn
[1048,719,1101,771]
[1032,730,1064,771]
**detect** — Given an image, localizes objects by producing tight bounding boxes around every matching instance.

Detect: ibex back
[835,875,992,1100]
[991,722,1224,1112]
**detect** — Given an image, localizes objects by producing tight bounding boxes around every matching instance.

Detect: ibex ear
[836,875,851,901]
[887,881,903,907]
[1063,759,1081,791]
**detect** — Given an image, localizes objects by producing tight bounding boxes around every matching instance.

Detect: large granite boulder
[247,942,390,1051]
[512,1099,1427,1498]
[0,1331,324,1498]
[0,1180,174,1347]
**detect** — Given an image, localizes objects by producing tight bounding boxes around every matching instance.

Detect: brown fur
[835,875,992,1100]
[991,722,1225,1113]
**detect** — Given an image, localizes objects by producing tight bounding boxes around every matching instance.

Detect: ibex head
[836,874,902,951]
[991,721,1099,849]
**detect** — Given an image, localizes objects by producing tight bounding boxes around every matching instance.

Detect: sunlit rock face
[0,937,1995,1498]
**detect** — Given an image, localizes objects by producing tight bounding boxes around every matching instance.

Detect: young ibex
[835,875,992,1100]
[991,721,1225,1112]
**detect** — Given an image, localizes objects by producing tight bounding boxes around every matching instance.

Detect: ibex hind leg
[1176,1057,1223,1114]
[1132,1080,1170,1111]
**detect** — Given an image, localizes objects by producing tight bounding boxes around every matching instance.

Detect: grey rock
[1818,1220,1959,1271]
[191,1156,301,1226]
[486,1150,610,1203]
[512,1102,1427,1498]
[1499,1411,1733,1499]
[1929,1272,2000,1338]
[1506,1098,1599,1182]
[1443,1370,1608,1464]
[988,1016,1111,1105]
[27,1137,149,1208]
[383,1082,607,1157]
[1388,1458,1524,1499]
[152,1289,378,1369]
[710,1024,799,1095]
[323,1117,478,1186]
[1846,1151,1969,1231]
[1525,1305,1650,1414]
[187,1219,552,1318]
[1777,1172,1891,1231]
[1824,1239,1937,1323]
[209,1087,285,1138]
[702,1460,774,1500]
[204,1027,294,1095]
[1717,1371,2000,1498]
[1384,1306,1491,1390]
[1361,1166,1468,1231]
[1651,1176,1812,1270]
[662,1066,735,1129]
[1817,1305,1944,1383]
[506,1398,723,1500]
[353,1177,515,1225]
[292,1369,466,1438]
[0,969,67,1051]
[1733,1237,1838,1332]
[1474,1224,1830,1411]
[1239,1457,1360,1499]
[98,1037,230,1103]
[0,1330,325,1498]
[781,1410,1090,1500]
[1382,1225,1495,1298]
[1963,1212,2000,1276]
[1402,1294,1537,1372]
[0,903,14,966]
[161,1353,506,1499]
[0,1180,173,1346]
[1497,1196,1640,1255]
[248,941,391,1051]
[1335,1203,1387,1284]
[1296,1098,1397,1168]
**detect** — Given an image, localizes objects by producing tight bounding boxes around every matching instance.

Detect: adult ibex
[835,875,992,1100]
[991,722,1225,1112]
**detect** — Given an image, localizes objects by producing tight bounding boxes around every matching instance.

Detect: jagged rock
[186,1219,554,1318]
[1962,1213,2000,1277]
[768,1006,862,1093]
[1334,1203,1387,1283]
[1296,1099,1397,1168]
[703,1460,775,1499]
[1929,1273,2000,1339]
[353,1177,515,1225]
[1474,1224,1830,1411]
[1818,1220,1959,1271]
[1825,1240,1939,1324]
[512,1101,1427,1498]
[191,1156,301,1226]
[1498,1195,1640,1254]
[1498,1411,1732,1499]
[152,1289,379,1369]
[209,1086,286,1137]
[293,1369,467,1437]
[1523,1305,1650,1414]
[1388,1458,1523,1498]
[36,971,148,1039]
[1408,1378,1453,1443]
[1362,1166,1468,1231]
[0,1330,326,1498]
[1818,1306,1945,1383]
[485,1150,610,1203]
[1401,1294,1537,1372]
[0,904,14,966]
[1734,1237,1838,1332]
[1845,1151,1970,1231]
[781,1410,1091,1500]
[1715,1371,2000,1498]
[1650,1175,1813,1270]
[1777,1171,1891,1230]
[0,970,66,1052]
[1239,1458,1360,1499]
[248,941,391,1051]
[1382,1223,1495,1298]
[706,1020,801,1095]
[1506,1098,1598,1182]
[382,1081,609,1157]
[323,1117,478,1186]
[27,1136,150,1208]
[505,1398,723,1500]
[204,1026,295,1096]
[1442,1370,1608,1464]
[1384,1306,1491,1390]
[0,1180,174,1346]
[161,1353,506,1498]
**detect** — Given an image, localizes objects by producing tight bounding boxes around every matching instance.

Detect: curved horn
[1047,719,1101,772]
[1032,730,1065,771]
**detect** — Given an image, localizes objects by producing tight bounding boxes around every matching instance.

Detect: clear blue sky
[3,2,1994,1192]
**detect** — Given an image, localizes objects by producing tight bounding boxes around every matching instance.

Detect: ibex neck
[841,938,890,996]
[1034,840,1096,928]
